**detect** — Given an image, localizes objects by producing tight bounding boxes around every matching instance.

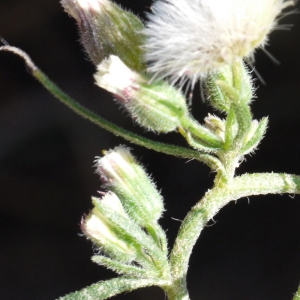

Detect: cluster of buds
[62,0,295,233]
[61,0,294,152]
[207,63,268,153]
[81,146,166,265]
[61,0,191,134]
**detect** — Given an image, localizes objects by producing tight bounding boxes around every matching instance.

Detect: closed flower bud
[82,192,136,262]
[94,55,188,133]
[204,114,225,142]
[61,0,145,72]
[95,146,164,227]
[206,63,253,112]
[143,0,294,85]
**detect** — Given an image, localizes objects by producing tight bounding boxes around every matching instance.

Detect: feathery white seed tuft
[143,0,294,85]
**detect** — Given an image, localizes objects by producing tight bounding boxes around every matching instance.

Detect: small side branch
[0,45,217,166]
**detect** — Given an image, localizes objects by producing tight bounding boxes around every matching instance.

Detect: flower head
[94,55,188,132]
[143,0,294,85]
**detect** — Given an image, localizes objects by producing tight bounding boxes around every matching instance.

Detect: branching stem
[167,173,300,300]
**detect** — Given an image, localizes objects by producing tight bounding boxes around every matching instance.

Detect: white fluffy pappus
[143,0,294,87]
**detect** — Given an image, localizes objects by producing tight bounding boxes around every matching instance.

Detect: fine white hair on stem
[0,45,38,72]
[143,0,294,87]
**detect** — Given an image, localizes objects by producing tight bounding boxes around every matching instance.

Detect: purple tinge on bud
[61,0,107,65]
[61,0,146,71]
[62,0,105,20]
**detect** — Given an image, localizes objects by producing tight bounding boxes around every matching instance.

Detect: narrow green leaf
[231,101,252,149]
[91,255,156,278]
[57,277,160,300]
[216,80,239,103]
[224,106,237,151]
[216,78,252,151]
[240,117,268,155]
[146,223,168,255]
[205,67,232,112]
[232,61,253,105]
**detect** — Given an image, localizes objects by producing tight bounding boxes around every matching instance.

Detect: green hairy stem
[169,173,300,299]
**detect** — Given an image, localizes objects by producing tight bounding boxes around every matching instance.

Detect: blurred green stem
[293,285,300,300]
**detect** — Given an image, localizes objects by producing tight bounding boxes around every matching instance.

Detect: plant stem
[180,115,223,149]
[163,283,190,300]
[0,45,214,165]
[169,173,300,299]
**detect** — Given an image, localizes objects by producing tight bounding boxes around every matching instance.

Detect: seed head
[143,0,294,86]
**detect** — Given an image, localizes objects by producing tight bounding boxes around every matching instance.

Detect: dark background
[0,1,300,299]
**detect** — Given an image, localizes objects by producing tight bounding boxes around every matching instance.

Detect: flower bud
[94,55,188,133]
[204,114,225,142]
[82,192,136,262]
[95,146,164,227]
[206,63,253,112]
[205,65,233,112]
[61,0,145,72]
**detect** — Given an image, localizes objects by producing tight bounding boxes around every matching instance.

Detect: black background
[0,1,300,299]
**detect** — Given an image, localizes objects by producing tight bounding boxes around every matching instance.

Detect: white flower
[143,0,294,86]
[82,192,136,261]
[82,192,127,246]
[94,55,139,99]
[94,55,188,132]
[75,0,103,11]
